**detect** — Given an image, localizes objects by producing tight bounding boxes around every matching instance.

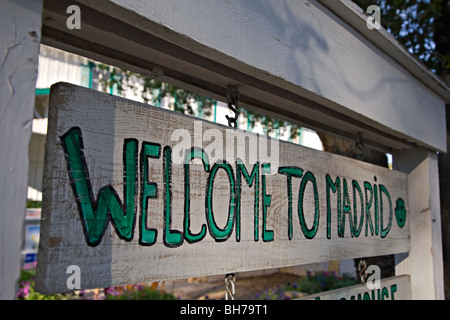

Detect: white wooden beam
[318,0,450,104]
[394,150,445,300]
[0,0,43,300]
[41,0,448,152]
[85,0,447,152]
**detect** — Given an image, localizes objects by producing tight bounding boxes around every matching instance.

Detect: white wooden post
[0,0,43,300]
[394,149,445,300]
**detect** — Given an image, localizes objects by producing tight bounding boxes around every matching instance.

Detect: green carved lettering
[140,142,160,246]
[326,175,341,239]
[352,180,364,238]
[236,160,259,242]
[279,167,304,240]
[163,146,183,247]
[184,148,209,243]
[262,163,274,242]
[299,171,319,239]
[340,178,354,238]
[60,127,138,246]
[364,182,375,236]
[390,284,398,300]
[379,185,393,238]
[206,161,236,242]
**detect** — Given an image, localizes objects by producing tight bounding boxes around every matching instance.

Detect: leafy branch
[352,0,449,79]
[93,63,301,141]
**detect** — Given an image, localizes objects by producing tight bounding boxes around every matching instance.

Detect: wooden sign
[298,275,411,300]
[36,83,409,293]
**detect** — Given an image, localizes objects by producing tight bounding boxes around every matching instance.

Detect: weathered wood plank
[298,275,411,300]
[36,83,410,294]
[0,0,43,300]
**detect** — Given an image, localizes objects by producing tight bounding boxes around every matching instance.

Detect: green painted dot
[395,198,406,228]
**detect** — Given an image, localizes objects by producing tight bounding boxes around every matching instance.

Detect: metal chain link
[224,273,236,300]
[355,132,364,161]
[225,85,239,128]
[358,259,367,283]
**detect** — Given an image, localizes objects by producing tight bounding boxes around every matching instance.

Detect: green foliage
[285,271,358,295]
[352,0,449,78]
[104,285,177,300]
[143,78,214,118]
[93,63,300,141]
[256,271,358,300]
[95,64,213,118]
[244,109,300,141]
[17,266,177,300]
[26,200,42,208]
[255,286,288,300]
[17,268,71,300]
[96,64,127,94]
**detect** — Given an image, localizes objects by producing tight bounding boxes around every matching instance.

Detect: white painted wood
[318,0,450,104]
[298,275,411,300]
[62,0,447,152]
[36,83,410,293]
[394,150,445,300]
[0,0,43,300]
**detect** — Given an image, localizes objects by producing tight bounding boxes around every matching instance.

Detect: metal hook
[355,132,364,160]
[224,273,236,300]
[358,259,367,283]
[225,86,239,128]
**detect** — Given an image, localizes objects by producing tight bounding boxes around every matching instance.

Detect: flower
[16,281,31,299]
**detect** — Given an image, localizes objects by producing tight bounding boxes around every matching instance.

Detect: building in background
[29,44,323,203]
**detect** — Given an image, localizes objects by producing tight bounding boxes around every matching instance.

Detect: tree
[95,64,214,117]
[353,0,449,80]
[94,63,301,141]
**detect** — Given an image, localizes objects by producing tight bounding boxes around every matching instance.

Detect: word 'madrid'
[61,127,407,248]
